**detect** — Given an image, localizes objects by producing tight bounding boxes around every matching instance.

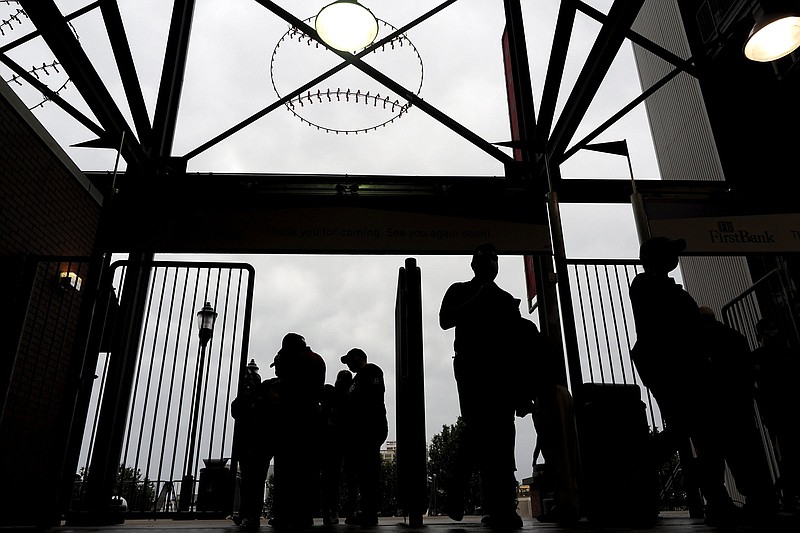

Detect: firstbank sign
[709,221,776,244]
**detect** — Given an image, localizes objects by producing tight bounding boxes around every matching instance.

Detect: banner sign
[643,196,800,254]
[109,182,552,255]
[228,205,552,254]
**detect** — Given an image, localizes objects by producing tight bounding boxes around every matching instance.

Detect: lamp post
[179,301,217,511]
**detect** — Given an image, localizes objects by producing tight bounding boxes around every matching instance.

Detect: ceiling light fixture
[315,0,378,52]
[744,8,800,61]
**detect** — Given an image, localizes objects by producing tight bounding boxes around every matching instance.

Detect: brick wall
[1,82,104,527]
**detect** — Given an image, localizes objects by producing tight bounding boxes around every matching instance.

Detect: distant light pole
[179,301,218,511]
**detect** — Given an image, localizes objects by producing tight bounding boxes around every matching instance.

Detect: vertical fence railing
[566,257,800,510]
[565,259,665,432]
[721,259,800,494]
[722,260,800,353]
[73,260,255,517]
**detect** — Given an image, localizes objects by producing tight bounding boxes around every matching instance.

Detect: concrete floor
[25,511,799,533]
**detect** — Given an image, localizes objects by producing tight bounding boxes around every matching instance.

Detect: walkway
[32,512,800,533]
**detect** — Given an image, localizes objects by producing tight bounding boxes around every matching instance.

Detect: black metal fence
[565,259,667,429]
[567,257,800,509]
[721,259,800,492]
[72,260,255,517]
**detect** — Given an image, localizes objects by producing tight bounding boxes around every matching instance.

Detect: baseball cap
[276,333,306,356]
[341,348,367,364]
[639,237,686,264]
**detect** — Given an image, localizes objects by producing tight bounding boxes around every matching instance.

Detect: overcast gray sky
[2,0,660,482]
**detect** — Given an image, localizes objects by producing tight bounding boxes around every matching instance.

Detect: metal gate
[71,260,255,518]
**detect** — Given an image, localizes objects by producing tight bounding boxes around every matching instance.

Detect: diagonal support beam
[577,1,698,78]
[557,64,683,165]
[502,0,540,176]
[19,0,148,170]
[0,1,101,55]
[0,53,104,137]
[547,0,645,162]
[536,0,577,150]
[100,0,152,146]
[185,0,458,160]
[150,0,195,161]
[253,0,515,167]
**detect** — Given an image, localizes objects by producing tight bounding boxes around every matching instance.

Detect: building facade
[632,0,800,330]
[0,79,105,526]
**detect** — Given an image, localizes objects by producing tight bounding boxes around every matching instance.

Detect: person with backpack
[513,317,580,525]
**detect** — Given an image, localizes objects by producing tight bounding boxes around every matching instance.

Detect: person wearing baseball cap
[338,348,388,527]
[638,236,686,271]
[630,236,698,396]
[630,237,762,526]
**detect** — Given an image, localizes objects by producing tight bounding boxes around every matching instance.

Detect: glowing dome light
[315,0,379,53]
[744,11,800,62]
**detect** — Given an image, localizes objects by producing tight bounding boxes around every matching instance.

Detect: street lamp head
[744,8,800,62]
[196,301,217,347]
[315,0,378,53]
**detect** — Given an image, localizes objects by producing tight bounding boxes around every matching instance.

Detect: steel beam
[100,0,152,145]
[19,0,148,170]
[547,0,645,161]
[150,0,195,161]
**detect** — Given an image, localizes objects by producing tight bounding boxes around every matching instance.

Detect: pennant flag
[582,140,629,157]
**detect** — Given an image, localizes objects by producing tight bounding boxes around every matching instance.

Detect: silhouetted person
[513,317,579,525]
[630,237,775,526]
[752,318,800,512]
[319,369,353,525]
[629,237,735,526]
[231,359,269,531]
[696,306,778,521]
[269,333,326,530]
[697,306,755,398]
[339,348,388,527]
[439,243,523,528]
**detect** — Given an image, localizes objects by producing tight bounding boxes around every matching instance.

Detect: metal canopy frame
[8,0,701,198]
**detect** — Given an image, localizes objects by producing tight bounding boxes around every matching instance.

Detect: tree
[73,464,156,512]
[427,417,480,516]
[379,457,398,516]
[114,464,156,512]
[264,472,275,519]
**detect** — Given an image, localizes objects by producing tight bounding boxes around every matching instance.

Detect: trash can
[577,383,659,527]
[196,458,235,513]
[528,462,554,519]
